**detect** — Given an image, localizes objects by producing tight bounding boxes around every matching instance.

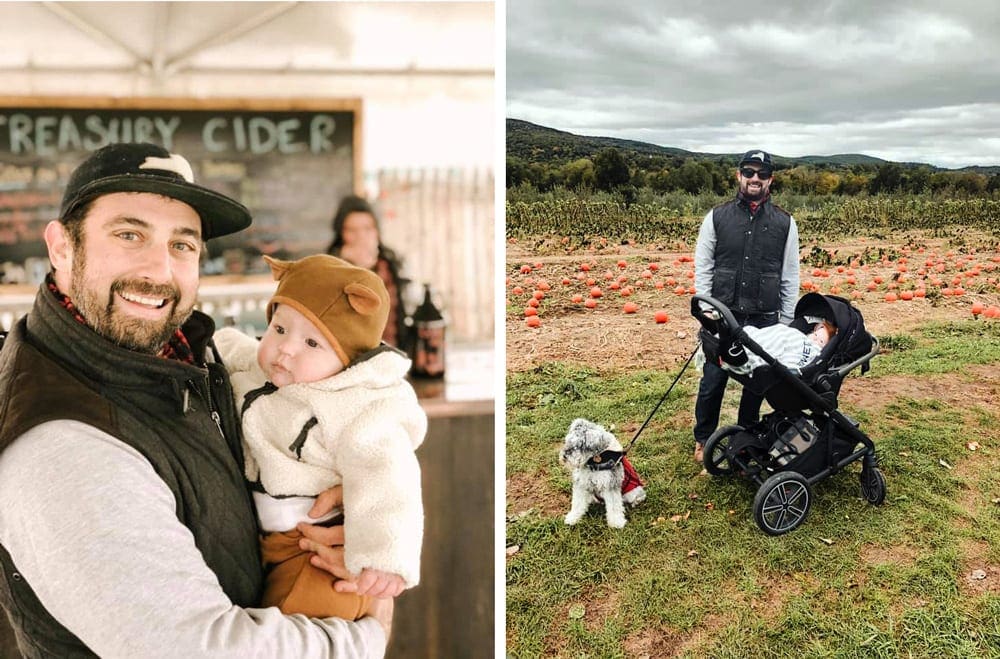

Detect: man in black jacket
[692,150,800,463]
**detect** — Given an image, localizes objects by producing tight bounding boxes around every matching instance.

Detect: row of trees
[507,148,1000,198]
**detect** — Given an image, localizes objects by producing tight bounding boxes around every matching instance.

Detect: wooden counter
[409,343,495,416]
[389,344,495,658]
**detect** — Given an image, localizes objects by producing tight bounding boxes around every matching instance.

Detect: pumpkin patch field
[505,217,1000,658]
[506,234,1000,373]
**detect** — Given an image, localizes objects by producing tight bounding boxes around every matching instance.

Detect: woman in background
[326,195,409,349]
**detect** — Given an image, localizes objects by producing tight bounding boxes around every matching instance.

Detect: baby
[215,254,427,620]
[725,319,836,374]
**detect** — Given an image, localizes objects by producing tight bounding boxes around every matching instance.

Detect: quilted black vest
[709,197,791,316]
[0,286,262,658]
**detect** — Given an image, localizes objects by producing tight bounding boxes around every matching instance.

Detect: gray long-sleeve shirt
[694,208,801,324]
[0,420,385,659]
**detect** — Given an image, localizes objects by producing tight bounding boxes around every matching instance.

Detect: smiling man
[50,192,201,353]
[691,149,801,464]
[0,143,389,658]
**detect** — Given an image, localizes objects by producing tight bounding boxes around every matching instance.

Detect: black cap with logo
[60,142,252,239]
[738,150,773,168]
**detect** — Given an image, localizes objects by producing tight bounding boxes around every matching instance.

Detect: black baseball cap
[59,142,252,239]
[738,150,773,168]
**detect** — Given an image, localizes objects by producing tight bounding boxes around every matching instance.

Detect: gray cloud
[507,1,1000,167]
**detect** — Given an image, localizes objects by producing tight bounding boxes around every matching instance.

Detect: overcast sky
[506,1,1000,169]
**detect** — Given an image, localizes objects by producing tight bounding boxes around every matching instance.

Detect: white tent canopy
[0,2,495,342]
[0,1,495,169]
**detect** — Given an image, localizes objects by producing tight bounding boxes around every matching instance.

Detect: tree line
[506,147,1000,199]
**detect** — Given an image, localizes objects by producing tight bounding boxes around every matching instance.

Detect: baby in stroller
[723,318,837,374]
[690,292,885,535]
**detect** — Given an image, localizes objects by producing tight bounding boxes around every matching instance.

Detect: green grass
[875,320,1000,375]
[506,322,1000,658]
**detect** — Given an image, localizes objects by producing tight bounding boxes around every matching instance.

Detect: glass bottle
[410,284,446,378]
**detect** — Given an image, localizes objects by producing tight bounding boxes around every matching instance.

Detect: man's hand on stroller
[720,340,752,375]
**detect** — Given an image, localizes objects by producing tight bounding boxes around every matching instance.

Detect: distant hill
[506,119,705,162]
[506,118,987,172]
[793,154,890,167]
[962,165,1000,175]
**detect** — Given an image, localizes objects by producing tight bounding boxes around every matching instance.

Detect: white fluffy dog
[559,418,630,528]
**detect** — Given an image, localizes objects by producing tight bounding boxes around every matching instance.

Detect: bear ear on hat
[263,255,292,282]
[344,282,382,316]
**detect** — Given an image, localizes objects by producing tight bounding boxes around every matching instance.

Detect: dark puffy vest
[0,287,262,658]
[709,197,791,316]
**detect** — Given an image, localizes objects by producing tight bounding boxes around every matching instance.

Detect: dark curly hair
[326,194,409,347]
[326,195,401,266]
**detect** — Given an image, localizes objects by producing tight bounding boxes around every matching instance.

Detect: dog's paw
[564,512,583,525]
[607,515,627,529]
[623,486,646,507]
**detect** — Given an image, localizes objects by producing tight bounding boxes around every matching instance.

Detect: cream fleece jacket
[215,327,427,588]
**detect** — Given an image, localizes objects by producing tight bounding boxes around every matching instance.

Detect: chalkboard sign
[0,97,361,281]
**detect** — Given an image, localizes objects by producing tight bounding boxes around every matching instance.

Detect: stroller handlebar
[831,334,881,378]
[690,294,778,369]
[691,294,741,336]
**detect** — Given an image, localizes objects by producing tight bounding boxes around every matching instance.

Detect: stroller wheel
[860,467,887,505]
[753,472,812,536]
[703,424,743,476]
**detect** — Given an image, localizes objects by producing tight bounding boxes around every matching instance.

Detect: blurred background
[0,2,494,657]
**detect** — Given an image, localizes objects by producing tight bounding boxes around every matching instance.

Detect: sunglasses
[739,167,772,180]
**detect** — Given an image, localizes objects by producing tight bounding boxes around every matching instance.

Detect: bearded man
[0,143,390,658]
[691,149,801,463]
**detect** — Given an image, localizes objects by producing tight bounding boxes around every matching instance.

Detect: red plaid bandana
[593,455,645,504]
[47,276,194,364]
[620,456,644,495]
[158,330,195,364]
[745,191,771,217]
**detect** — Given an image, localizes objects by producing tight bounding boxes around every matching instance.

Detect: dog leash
[611,341,702,467]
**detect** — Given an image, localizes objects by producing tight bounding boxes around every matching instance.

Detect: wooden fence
[372,167,495,344]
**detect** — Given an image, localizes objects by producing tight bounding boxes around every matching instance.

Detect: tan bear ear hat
[264,254,390,366]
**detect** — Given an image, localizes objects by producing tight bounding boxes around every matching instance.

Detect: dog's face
[559,418,624,470]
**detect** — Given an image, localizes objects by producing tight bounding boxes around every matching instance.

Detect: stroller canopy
[793,292,873,370]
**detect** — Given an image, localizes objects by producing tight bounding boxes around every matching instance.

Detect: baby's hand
[352,568,406,599]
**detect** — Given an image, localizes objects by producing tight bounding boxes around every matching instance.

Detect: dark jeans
[693,311,778,445]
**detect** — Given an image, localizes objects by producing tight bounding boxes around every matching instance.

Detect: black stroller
[690,292,885,535]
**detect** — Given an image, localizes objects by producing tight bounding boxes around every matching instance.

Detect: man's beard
[740,182,768,202]
[70,258,193,354]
